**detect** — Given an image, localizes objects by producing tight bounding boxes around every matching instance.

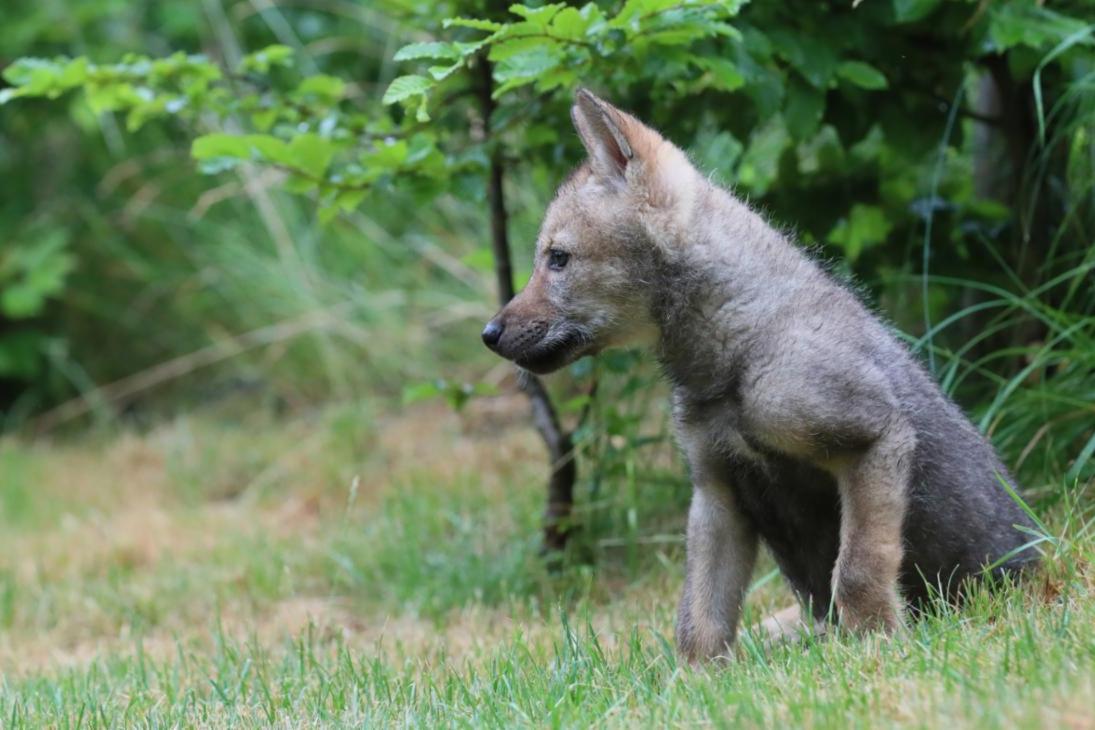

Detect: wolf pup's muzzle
[481,312,589,375]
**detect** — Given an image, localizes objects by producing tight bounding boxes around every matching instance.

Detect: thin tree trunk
[980,55,1046,366]
[476,55,576,552]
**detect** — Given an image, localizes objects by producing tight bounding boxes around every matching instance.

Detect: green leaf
[549,6,595,39]
[1,57,89,99]
[401,379,496,411]
[295,74,346,102]
[85,82,143,114]
[287,133,335,178]
[635,23,718,47]
[739,56,784,119]
[891,0,941,23]
[251,108,279,131]
[0,235,73,319]
[489,37,552,63]
[689,129,743,184]
[2,285,45,318]
[247,135,290,162]
[443,17,503,32]
[737,117,789,196]
[317,203,340,226]
[494,46,563,85]
[191,133,255,161]
[987,3,1091,52]
[693,57,744,92]
[334,189,368,212]
[191,133,291,169]
[428,63,462,82]
[402,379,443,405]
[454,40,489,57]
[827,204,894,261]
[382,75,432,105]
[560,394,592,413]
[508,3,566,26]
[785,78,825,140]
[239,44,294,74]
[124,96,171,131]
[283,174,317,194]
[610,0,682,30]
[531,67,577,94]
[837,61,888,90]
[797,125,845,176]
[770,30,838,89]
[393,42,460,62]
[362,139,409,170]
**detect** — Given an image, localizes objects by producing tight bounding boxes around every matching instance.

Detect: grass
[0,396,1092,728]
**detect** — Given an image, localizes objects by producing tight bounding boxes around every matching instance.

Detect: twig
[477,53,577,552]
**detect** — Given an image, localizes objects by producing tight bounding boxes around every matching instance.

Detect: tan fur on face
[486,90,700,367]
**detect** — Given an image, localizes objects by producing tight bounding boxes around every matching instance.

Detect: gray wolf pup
[481,89,1038,661]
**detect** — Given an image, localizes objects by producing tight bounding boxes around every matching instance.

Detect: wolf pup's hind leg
[830,418,916,632]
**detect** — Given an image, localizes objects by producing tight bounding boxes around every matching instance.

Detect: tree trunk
[476,55,576,552]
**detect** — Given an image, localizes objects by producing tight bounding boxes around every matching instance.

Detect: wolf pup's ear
[571,89,638,182]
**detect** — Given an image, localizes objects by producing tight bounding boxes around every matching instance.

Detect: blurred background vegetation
[1,0,1092,510]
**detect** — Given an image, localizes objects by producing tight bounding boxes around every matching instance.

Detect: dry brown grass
[0,399,577,675]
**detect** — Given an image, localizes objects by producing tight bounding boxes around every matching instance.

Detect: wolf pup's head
[481,89,698,374]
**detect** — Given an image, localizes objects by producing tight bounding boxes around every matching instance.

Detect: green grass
[5,592,1095,728]
[0,403,1092,727]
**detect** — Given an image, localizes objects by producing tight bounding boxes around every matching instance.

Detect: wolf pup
[481,89,1038,661]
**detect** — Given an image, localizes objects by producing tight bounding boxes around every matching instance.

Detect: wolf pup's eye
[547,249,570,271]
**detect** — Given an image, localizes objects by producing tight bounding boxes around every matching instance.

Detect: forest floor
[0,398,1092,727]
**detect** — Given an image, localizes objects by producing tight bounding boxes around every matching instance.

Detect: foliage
[0,0,1093,485]
[0,1,755,223]
[0,234,73,380]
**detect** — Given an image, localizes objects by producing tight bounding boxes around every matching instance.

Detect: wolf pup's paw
[676,617,735,663]
[832,567,905,635]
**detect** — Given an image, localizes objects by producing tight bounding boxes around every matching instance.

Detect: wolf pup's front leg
[830,418,916,633]
[676,481,758,662]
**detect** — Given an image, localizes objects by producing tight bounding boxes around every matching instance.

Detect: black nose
[481,319,504,349]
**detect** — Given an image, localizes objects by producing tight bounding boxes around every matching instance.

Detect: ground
[0,397,1092,727]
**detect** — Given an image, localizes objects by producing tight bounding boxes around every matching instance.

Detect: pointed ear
[571,89,639,181]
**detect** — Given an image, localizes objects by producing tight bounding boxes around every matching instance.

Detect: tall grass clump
[918,55,1095,494]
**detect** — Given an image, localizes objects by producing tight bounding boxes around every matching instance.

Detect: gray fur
[482,90,1038,661]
